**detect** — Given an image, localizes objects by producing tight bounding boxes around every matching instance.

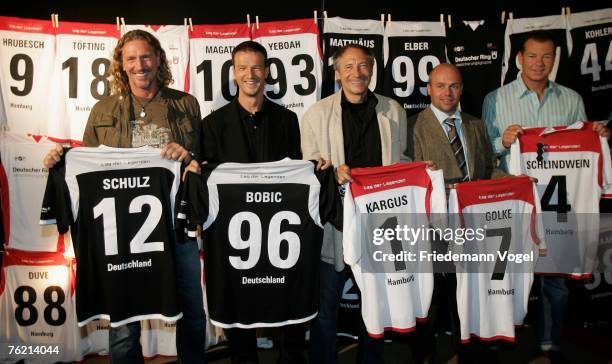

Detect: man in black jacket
[195,41,304,364]
[196,42,301,164]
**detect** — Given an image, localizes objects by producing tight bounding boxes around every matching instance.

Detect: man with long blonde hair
[43,29,205,364]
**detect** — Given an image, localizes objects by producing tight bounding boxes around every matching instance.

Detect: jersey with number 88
[0,250,81,362]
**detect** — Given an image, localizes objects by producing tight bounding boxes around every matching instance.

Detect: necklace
[132,94,155,118]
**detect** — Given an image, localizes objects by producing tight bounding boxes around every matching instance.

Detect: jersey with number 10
[343,162,446,338]
[188,23,250,116]
[40,146,182,327]
[449,176,544,343]
[179,159,341,328]
[510,122,612,276]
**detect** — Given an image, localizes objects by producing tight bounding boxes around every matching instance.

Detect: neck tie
[444,117,469,181]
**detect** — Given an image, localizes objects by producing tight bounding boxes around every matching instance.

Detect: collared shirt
[341,90,382,168]
[482,76,587,171]
[430,104,471,180]
[237,101,269,162]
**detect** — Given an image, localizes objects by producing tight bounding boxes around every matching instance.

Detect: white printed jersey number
[580,41,612,82]
[93,195,164,255]
[228,211,301,270]
[392,55,439,97]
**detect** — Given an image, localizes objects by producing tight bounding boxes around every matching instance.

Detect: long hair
[109,29,173,95]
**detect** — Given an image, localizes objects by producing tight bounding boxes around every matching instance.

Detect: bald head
[427,64,463,114]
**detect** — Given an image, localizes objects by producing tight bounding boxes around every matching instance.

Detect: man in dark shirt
[195,41,303,364]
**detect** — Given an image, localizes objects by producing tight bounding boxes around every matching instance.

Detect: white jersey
[383,21,447,117]
[0,250,81,364]
[448,176,544,343]
[252,19,323,121]
[79,319,109,358]
[322,17,384,96]
[0,132,66,252]
[48,21,119,143]
[343,162,446,337]
[501,14,570,85]
[0,16,55,134]
[509,121,612,277]
[188,23,250,116]
[123,25,189,91]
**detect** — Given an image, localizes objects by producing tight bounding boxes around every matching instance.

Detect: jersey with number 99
[39,146,182,327]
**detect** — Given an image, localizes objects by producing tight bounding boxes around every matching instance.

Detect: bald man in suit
[407,63,505,183]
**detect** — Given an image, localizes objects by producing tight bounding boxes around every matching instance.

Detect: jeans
[309,261,383,364]
[109,239,206,363]
[226,324,306,364]
[537,276,568,351]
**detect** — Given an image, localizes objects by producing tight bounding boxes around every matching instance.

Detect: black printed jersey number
[61,57,111,100]
[14,285,66,326]
[266,54,316,99]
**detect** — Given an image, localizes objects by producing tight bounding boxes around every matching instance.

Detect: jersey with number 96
[179,159,341,328]
[40,146,182,327]
[510,122,612,276]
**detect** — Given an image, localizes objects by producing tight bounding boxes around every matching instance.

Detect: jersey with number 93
[510,121,612,276]
[179,159,341,328]
[40,146,182,327]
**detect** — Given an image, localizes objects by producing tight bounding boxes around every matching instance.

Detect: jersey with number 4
[188,23,251,116]
[343,162,446,338]
[0,16,55,134]
[179,159,341,328]
[449,176,544,343]
[510,121,612,277]
[252,19,323,121]
[39,146,182,327]
[0,250,81,364]
[383,21,446,117]
[48,21,119,143]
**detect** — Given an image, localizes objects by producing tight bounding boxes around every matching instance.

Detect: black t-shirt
[446,20,504,117]
[341,91,382,168]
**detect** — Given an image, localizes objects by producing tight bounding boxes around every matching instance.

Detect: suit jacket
[301,91,409,271]
[196,97,301,163]
[406,107,506,183]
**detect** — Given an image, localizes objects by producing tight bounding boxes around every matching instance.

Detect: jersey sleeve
[531,181,547,257]
[176,171,210,239]
[316,166,343,231]
[342,182,361,266]
[39,157,73,234]
[599,135,612,193]
[508,140,523,175]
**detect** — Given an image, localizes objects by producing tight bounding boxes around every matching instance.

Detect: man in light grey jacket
[300,43,409,363]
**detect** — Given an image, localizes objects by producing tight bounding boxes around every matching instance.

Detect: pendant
[139,108,146,118]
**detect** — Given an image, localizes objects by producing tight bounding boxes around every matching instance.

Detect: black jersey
[40,146,182,327]
[567,9,612,121]
[383,21,447,117]
[502,14,571,86]
[179,158,341,328]
[446,20,504,117]
[322,17,385,97]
